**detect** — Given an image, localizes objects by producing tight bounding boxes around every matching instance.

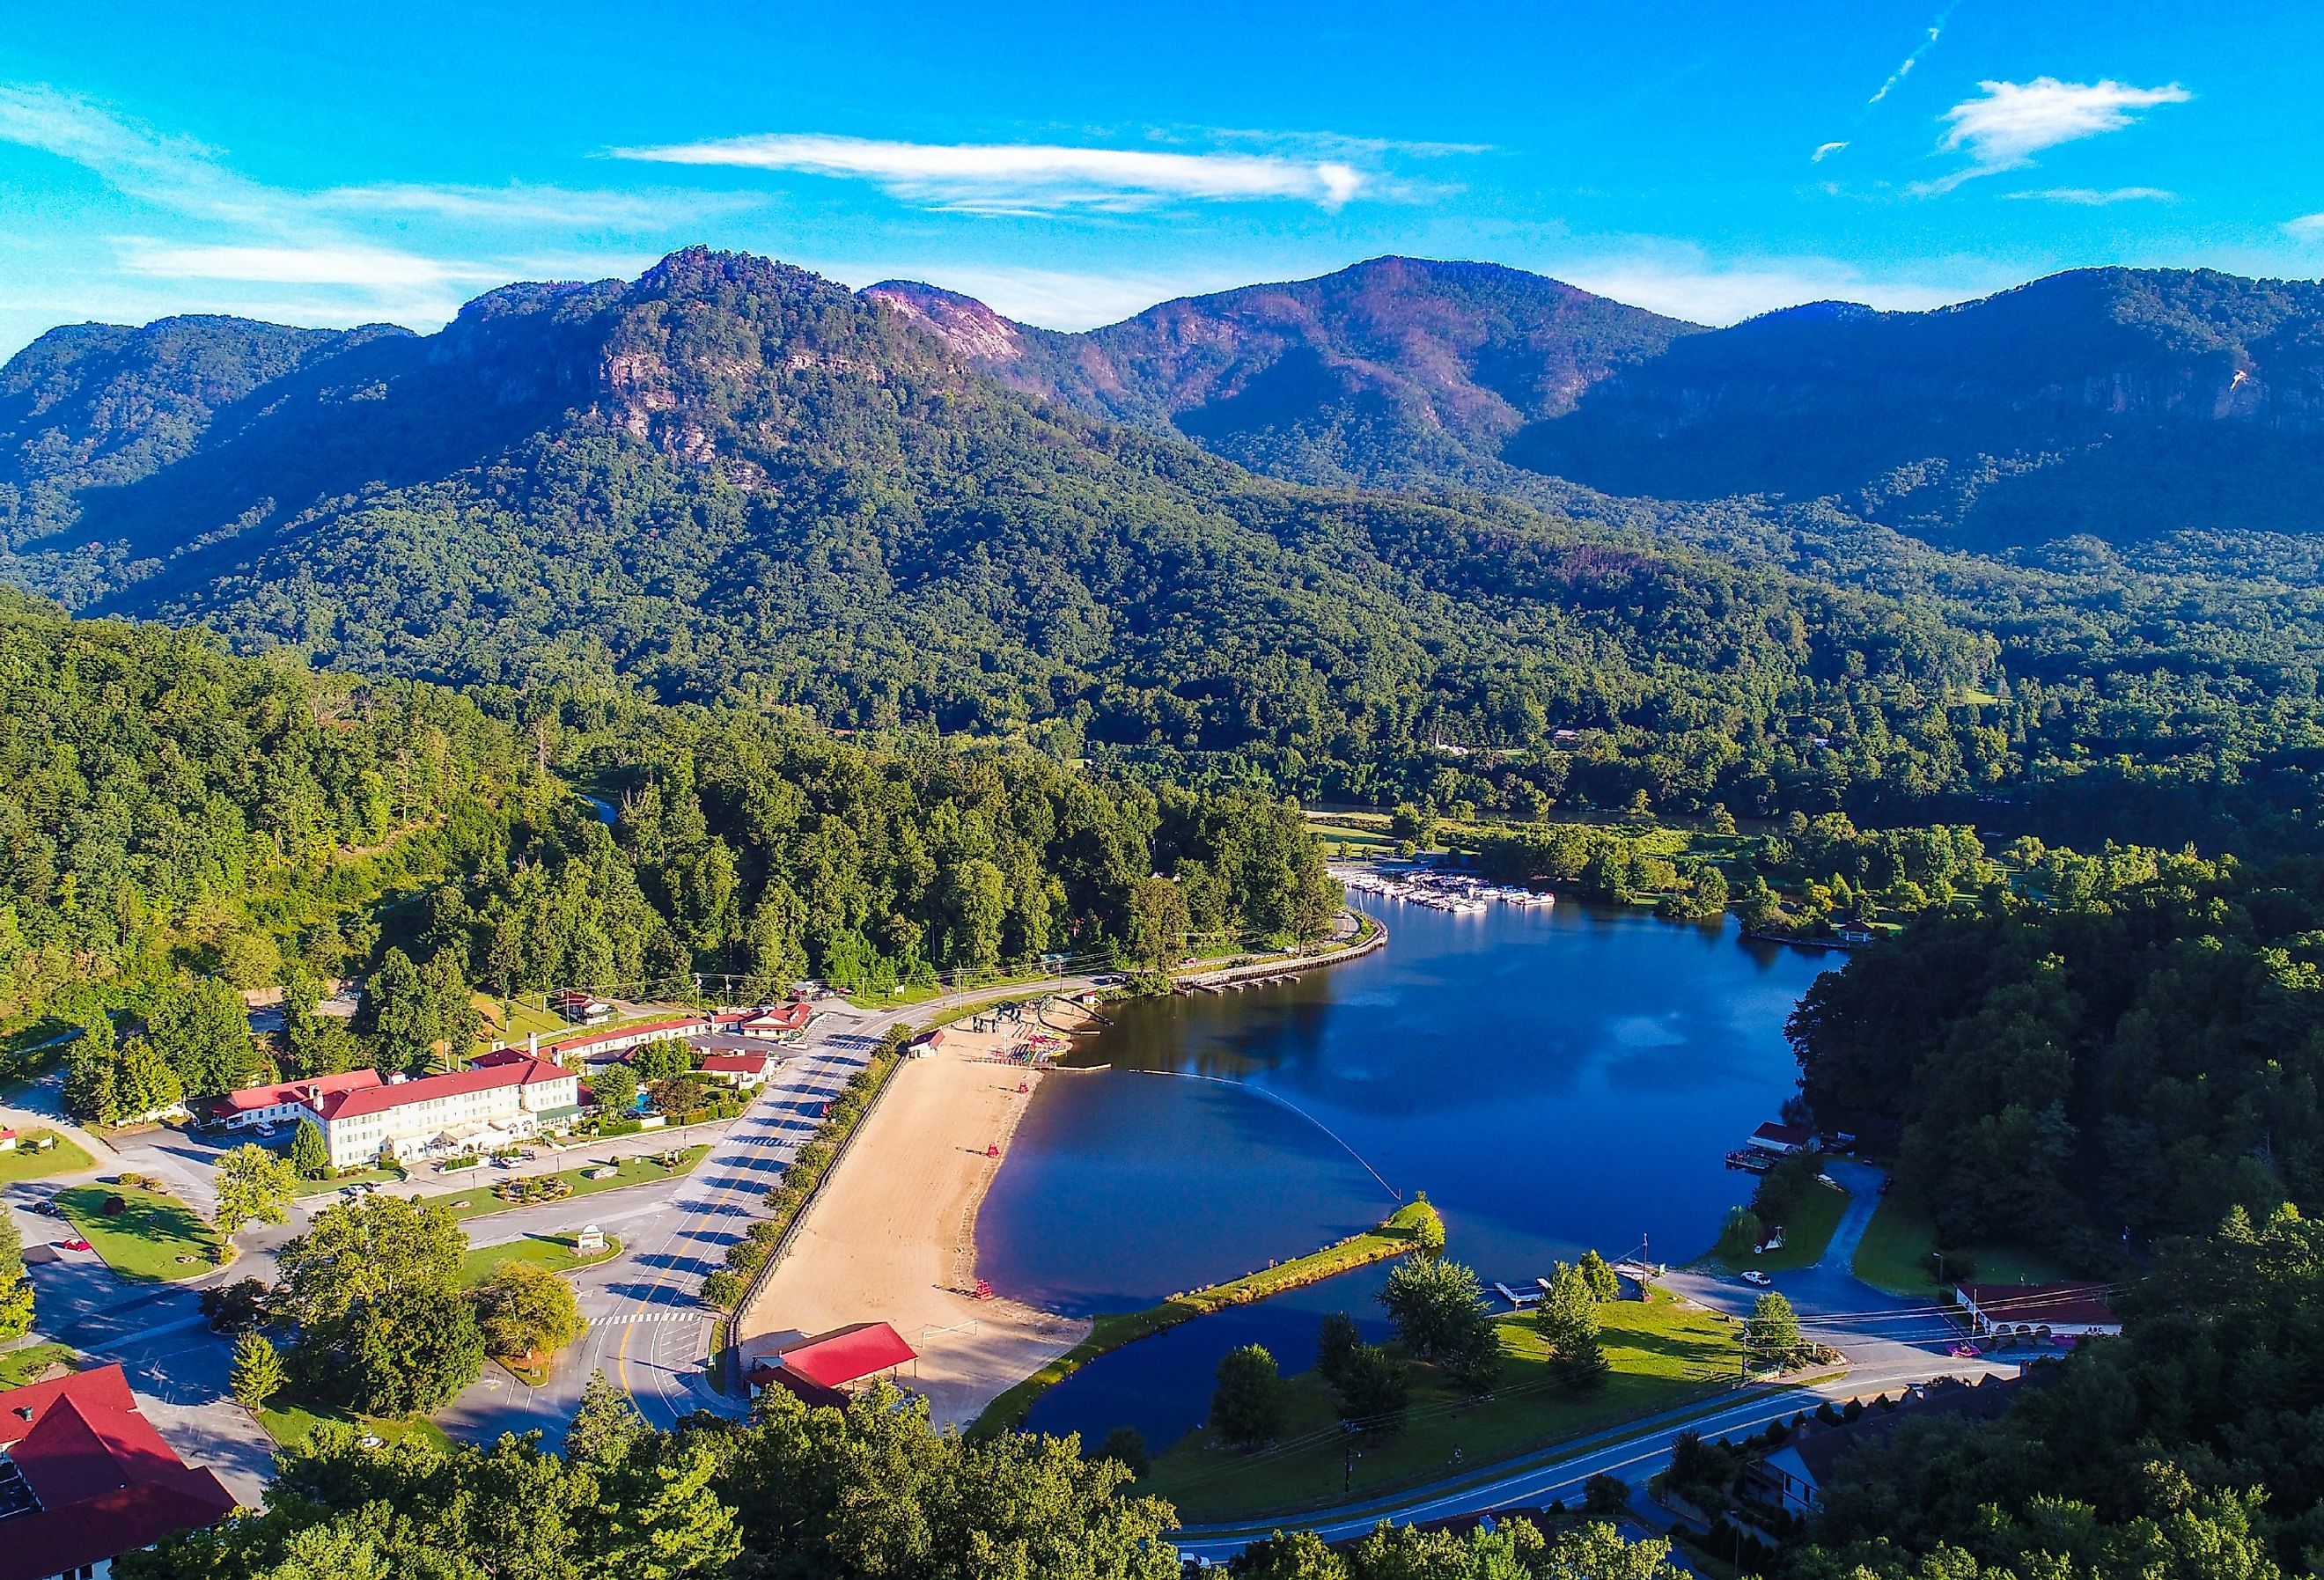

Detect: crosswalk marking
[588,1310,706,1326]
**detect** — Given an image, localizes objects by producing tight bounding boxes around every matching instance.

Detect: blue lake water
[975,895,1835,1449]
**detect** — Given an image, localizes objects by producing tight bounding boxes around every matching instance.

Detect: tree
[62,1042,120,1125]
[145,976,259,1098]
[277,1193,467,1328]
[1126,875,1192,969]
[1717,1205,1764,1260]
[591,1062,640,1115]
[1379,1256,1490,1362]
[289,1118,329,1177]
[0,1212,31,1341]
[1406,1192,1446,1260]
[474,1259,584,1360]
[230,1331,284,1412]
[1210,1343,1288,1450]
[214,1143,298,1237]
[1538,1262,1609,1392]
[1746,1292,1800,1367]
[1233,1529,1347,1579]
[568,1368,647,1466]
[1335,1342,1412,1435]
[113,1036,186,1119]
[585,1434,743,1580]
[1439,1318,1507,1397]
[1097,1425,1149,1480]
[1317,1311,1364,1391]
[632,1041,693,1083]
[1577,1249,1621,1303]
[349,1285,485,1415]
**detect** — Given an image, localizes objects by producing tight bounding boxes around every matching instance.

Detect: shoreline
[739,914,1387,1428]
[733,1010,1098,1431]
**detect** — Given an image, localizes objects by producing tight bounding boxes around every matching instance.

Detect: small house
[701,1053,774,1090]
[1953,1282,2121,1341]
[906,1030,945,1058]
[1748,1121,1815,1156]
[747,1321,917,1405]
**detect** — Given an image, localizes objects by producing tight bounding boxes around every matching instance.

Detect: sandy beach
[736,1005,1096,1430]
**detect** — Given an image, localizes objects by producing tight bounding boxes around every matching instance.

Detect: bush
[724,1239,769,1274]
[1097,1425,1149,1480]
[702,1269,746,1308]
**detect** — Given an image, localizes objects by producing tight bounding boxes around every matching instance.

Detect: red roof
[702,1054,771,1076]
[315,1058,572,1121]
[0,1364,236,1580]
[776,1322,917,1389]
[538,1018,705,1058]
[1958,1282,2120,1328]
[1752,1122,1813,1148]
[468,1047,537,1069]
[908,1028,945,1048]
[208,1068,381,1117]
[741,1003,813,1032]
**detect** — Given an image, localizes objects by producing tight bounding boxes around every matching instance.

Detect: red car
[55,1238,91,1253]
[1947,1341,1982,1359]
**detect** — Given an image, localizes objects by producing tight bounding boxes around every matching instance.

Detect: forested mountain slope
[866,255,1700,489]
[0,313,401,551]
[873,261,2324,548]
[2,249,2321,845]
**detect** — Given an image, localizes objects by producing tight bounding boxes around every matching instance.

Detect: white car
[1740,1270,1773,1287]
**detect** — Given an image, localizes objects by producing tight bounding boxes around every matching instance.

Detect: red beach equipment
[985,1143,1000,1157]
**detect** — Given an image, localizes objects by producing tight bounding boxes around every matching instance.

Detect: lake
[976,893,1835,1448]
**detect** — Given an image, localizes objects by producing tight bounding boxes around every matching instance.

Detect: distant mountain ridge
[867,259,2324,545]
[866,255,1702,489]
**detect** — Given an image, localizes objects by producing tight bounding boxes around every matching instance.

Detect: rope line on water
[1133,1068,1401,1202]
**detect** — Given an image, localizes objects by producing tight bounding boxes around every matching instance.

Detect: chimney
[527,1032,539,1057]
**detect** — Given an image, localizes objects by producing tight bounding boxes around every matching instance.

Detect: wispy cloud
[2004,186,2176,205]
[1812,141,1849,163]
[1918,77,2190,195]
[2287,213,2324,241]
[0,82,698,327]
[1548,247,2000,326]
[313,180,759,228]
[1867,4,1957,106]
[609,132,1372,214]
[114,239,504,290]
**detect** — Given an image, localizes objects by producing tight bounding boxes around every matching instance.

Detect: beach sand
[736,1004,1098,1430]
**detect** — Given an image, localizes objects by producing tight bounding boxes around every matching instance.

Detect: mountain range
[0,246,2320,837]
[869,256,2324,547]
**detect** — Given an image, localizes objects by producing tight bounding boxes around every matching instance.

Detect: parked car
[54,1238,91,1253]
[1947,1341,1982,1358]
[1740,1269,1773,1287]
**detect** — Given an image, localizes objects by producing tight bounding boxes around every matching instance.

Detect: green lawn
[0,1131,94,1183]
[1703,1178,1851,1274]
[54,1183,224,1282]
[460,1232,622,1287]
[1141,1290,1740,1522]
[290,1165,405,1198]
[1851,1194,2071,1297]
[259,1397,455,1452]
[0,1343,77,1388]
[438,1146,708,1221]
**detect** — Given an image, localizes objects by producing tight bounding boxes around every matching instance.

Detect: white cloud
[114,239,502,290]
[2286,213,2324,241]
[1548,251,2000,326]
[1921,77,2190,194]
[313,180,759,228]
[610,132,1370,213]
[1868,4,1956,106]
[1813,141,1850,162]
[2004,186,2176,205]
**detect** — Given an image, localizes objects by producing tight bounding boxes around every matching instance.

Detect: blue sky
[3,0,2319,355]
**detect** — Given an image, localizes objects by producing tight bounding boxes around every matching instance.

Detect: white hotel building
[224,1056,583,1170]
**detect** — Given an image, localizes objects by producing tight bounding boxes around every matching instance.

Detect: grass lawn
[1703,1177,1851,1274]
[460,1231,622,1287]
[259,1396,454,1452]
[0,1343,77,1388]
[0,1131,94,1184]
[290,1166,405,1199]
[1850,1195,2071,1297]
[55,1183,223,1282]
[1141,1290,1741,1522]
[438,1146,708,1221]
